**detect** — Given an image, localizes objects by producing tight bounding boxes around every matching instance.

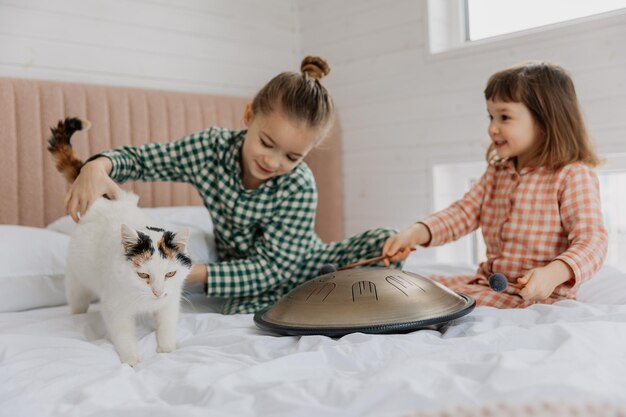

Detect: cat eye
[137,272,150,280]
[165,271,176,278]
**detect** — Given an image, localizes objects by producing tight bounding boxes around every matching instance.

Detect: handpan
[254,267,475,337]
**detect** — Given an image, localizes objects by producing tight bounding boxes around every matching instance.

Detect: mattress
[2,212,626,417]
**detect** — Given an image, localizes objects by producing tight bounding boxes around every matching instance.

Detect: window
[427,0,626,53]
[466,0,626,41]
[432,161,485,266]
[597,154,626,273]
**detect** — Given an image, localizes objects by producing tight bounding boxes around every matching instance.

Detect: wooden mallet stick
[338,248,416,271]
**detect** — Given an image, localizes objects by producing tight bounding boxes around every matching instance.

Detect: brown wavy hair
[251,56,335,141]
[484,62,600,169]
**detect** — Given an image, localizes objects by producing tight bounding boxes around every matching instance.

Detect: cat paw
[156,343,176,353]
[121,355,140,367]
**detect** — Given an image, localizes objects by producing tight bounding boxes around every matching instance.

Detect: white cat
[48,117,192,366]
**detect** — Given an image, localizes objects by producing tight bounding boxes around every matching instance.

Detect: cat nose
[152,288,163,297]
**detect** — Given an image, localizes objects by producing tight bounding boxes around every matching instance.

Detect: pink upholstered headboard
[0,77,344,242]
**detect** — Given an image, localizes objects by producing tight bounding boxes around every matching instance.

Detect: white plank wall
[298,0,626,248]
[0,0,299,97]
[1,0,625,248]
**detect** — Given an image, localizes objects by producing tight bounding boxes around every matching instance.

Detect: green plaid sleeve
[206,179,318,298]
[98,129,216,186]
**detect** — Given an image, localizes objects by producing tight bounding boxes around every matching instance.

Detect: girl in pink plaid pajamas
[383,62,608,308]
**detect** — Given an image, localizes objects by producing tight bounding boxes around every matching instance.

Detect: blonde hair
[251,56,335,137]
[484,62,600,169]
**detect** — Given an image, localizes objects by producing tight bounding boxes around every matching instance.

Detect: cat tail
[47,117,92,183]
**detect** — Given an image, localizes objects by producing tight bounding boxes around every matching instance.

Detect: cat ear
[121,224,139,252]
[172,227,190,253]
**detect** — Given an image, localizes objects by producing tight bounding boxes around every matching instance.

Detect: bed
[1,78,626,417]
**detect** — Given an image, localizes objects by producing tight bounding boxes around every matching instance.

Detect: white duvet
[2,257,626,417]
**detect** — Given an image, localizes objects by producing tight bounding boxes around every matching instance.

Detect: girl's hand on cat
[65,157,121,222]
[382,223,431,266]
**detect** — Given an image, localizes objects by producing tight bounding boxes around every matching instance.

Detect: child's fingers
[382,238,393,257]
[399,247,411,259]
[387,254,400,263]
[517,271,532,286]
[384,240,401,258]
[79,196,91,220]
[518,272,540,301]
[67,198,80,223]
[517,275,529,299]
[388,248,411,263]
[519,285,530,301]
[64,190,72,210]
[106,182,121,200]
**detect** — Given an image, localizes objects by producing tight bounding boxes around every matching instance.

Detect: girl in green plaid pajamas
[64,56,396,314]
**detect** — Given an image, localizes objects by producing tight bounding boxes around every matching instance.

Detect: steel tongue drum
[254,267,475,337]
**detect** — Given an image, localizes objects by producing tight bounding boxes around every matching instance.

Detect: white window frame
[596,153,626,273]
[425,0,626,56]
[431,159,485,266]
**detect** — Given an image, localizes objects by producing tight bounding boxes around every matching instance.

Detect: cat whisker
[179,291,197,313]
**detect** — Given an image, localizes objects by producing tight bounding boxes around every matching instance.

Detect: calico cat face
[121,224,192,299]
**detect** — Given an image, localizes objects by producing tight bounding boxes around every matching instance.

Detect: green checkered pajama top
[99,127,395,314]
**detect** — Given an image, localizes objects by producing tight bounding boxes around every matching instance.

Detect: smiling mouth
[494,140,507,147]
[256,161,274,174]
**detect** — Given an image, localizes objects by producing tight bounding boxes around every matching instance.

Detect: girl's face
[241,104,318,189]
[487,99,543,170]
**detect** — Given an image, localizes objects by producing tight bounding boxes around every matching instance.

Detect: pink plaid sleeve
[421,170,488,247]
[554,164,608,290]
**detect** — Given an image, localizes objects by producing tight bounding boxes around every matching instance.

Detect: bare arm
[186,264,208,284]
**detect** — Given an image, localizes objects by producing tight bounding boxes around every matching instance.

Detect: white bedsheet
[2,259,626,417]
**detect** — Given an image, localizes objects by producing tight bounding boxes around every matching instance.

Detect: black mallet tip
[318,263,337,276]
[488,273,508,293]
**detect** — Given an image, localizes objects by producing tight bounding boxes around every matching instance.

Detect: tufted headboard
[0,77,344,242]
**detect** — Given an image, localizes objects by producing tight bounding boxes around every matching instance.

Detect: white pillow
[0,208,217,313]
[47,206,217,265]
[0,226,69,312]
[145,206,217,265]
[577,265,626,305]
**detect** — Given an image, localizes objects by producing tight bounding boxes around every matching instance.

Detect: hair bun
[301,56,330,81]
